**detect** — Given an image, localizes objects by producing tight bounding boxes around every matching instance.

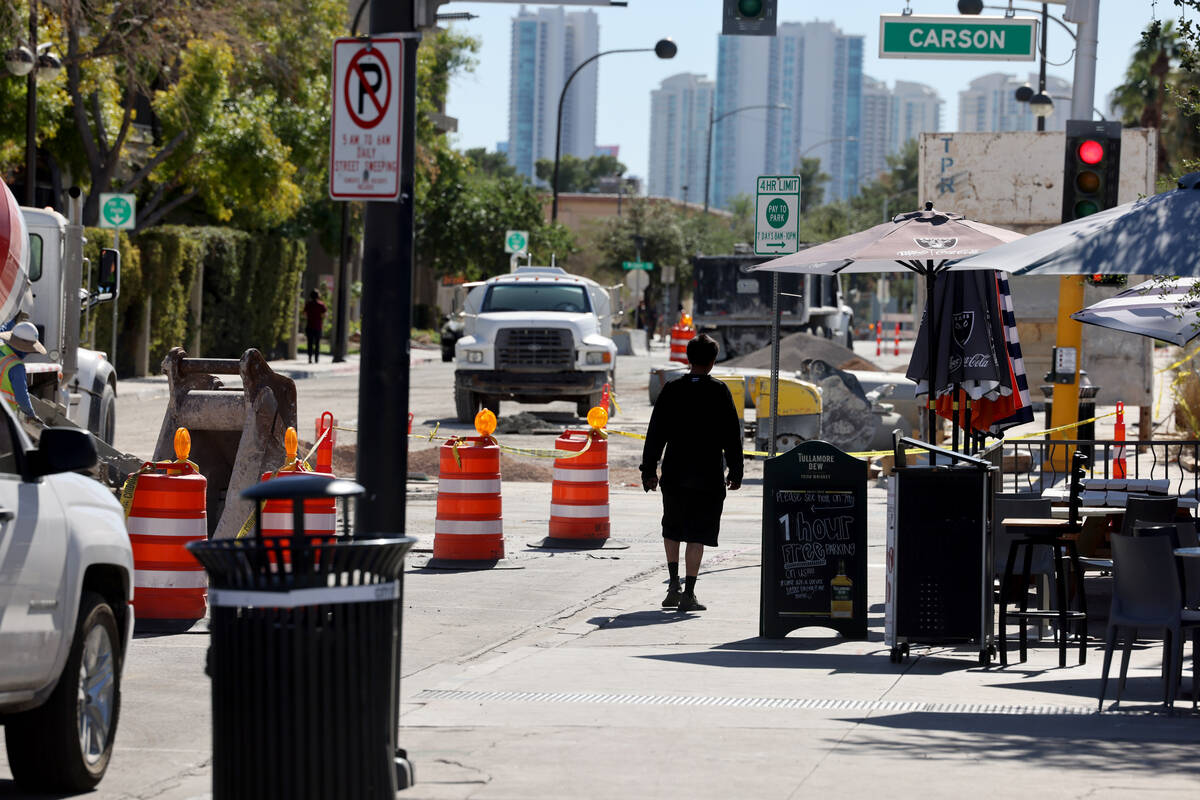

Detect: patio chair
[1098,533,1200,711]
[1119,495,1179,538]
[994,494,1056,607]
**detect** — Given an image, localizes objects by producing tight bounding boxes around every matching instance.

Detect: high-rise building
[713,21,863,209]
[890,80,942,154]
[859,76,891,184]
[958,72,1071,133]
[648,73,715,203]
[507,6,600,182]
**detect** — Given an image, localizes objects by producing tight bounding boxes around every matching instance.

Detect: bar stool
[999,517,1089,667]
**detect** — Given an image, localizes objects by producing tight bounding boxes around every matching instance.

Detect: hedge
[85,226,306,376]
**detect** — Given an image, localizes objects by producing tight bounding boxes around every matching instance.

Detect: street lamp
[702,102,789,213]
[551,38,677,223]
[4,0,60,206]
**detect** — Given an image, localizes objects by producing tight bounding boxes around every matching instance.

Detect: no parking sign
[330,37,403,200]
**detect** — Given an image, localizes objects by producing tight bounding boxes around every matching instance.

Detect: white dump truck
[453,266,619,421]
[20,187,120,443]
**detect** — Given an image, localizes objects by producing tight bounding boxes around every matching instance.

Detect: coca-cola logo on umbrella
[914,237,958,250]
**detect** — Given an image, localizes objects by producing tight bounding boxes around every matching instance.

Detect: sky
[443,1,1170,185]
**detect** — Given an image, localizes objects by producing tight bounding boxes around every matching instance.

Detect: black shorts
[660,486,725,547]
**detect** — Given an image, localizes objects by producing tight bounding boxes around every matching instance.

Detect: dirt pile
[723,331,879,372]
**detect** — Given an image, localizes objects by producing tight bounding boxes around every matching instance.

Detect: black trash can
[188,474,416,800]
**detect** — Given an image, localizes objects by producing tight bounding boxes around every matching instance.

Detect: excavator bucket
[152,347,297,539]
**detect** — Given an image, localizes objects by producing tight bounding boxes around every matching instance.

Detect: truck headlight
[466,350,484,363]
[585,351,612,365]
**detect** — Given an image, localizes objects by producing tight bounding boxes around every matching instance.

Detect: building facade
[712,21,863,210]
[648,73,715,204]
[859,76,891,184]
[958,72,1071,133]
[507,6,600,182]
[890,80,943,154]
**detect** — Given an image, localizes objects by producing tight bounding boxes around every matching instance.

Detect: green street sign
[504,229,529,254]
[754,175,799,256]
[98,193,136,230]
[622,261,653,271]
[879,14,1036,61]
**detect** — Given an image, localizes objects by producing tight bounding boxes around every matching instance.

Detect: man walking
[640,334,743,612]
[303,289,327,364]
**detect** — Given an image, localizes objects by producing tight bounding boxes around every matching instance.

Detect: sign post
[330,38,404,200]
[879,14,1037,60]
[97,193,135,363]
[754,175,800,256]
[504,230,528,254]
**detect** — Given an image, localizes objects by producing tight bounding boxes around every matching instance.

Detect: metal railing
[994,438,1200,498]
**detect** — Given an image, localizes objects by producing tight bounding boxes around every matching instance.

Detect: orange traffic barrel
[669,324,694,364]
[126,452,208,620]
[428,436,505,567]
[258,469,338,540]
[548,428,609,541]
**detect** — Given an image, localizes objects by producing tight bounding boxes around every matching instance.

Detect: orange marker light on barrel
[284,426,298,462]
[475,409,497,437]
[587,406,608,430]
[173,427,191,461]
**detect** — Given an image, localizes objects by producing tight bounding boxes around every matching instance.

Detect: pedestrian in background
[303,289,327,364]
[640,333,743,612]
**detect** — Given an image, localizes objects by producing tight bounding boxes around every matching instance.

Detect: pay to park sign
[879,14,1037,61]
[329,37,403,200]
[754,175,800,256]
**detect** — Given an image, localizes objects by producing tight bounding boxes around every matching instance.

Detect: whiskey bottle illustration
[830,559,853,618]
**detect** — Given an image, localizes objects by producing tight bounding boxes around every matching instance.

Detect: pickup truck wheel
[481,395,500,415]
[5,591,122,792]
[455,386,479,423]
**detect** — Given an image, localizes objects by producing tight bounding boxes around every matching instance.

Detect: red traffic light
[1078,139,1105,165]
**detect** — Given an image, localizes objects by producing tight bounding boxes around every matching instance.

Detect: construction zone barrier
[124,428,208,621]
[315,411,336,473]
[427,410,512,569]
[669,322,694,364]
[256,428,338,553]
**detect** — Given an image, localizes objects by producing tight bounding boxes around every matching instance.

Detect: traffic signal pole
[358,0,418,537]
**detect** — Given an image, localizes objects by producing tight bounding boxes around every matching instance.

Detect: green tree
[534,154,627,192]
[794,157,830,213]
[1111,20,1200,180]
[464,148,518,179]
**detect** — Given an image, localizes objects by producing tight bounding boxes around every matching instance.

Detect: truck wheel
[481,395,500,416]
[441,345,454,363]
[455,386,479,423]
[5,592,122,792]
[577,395,598,418]
[845,323,854,350]
[97,382,116,445]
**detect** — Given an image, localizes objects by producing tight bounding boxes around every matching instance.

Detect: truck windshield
[482,284,591,313]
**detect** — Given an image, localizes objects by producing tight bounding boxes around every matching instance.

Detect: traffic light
[1061,119,1122,223]
[722,0,777,36]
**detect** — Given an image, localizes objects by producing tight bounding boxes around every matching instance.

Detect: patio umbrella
[950,172,1200,276]
[754,203,1025,442]
[0,177,29,324]
[1070,277,1200,346]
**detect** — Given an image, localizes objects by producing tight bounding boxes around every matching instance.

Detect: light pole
[703,103,789,213]
[4,0,61,206]
[551,38,676,223]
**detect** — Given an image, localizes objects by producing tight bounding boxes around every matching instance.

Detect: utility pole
[1068,0,1099,121]
[358,0,418,537]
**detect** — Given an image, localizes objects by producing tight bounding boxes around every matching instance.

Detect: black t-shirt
[641,373,743,490]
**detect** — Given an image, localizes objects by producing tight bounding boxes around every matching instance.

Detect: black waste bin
[188,474,416,800]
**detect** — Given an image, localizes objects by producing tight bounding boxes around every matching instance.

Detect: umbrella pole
[925,271,937,448]
[952,387,960,453]
[964,396,973,454]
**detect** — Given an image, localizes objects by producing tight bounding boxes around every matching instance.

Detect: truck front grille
[495,328,573,370]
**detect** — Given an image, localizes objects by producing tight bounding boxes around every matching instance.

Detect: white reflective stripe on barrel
[260,512,338,531]
[210,581,400,609]
[438,478,502,494]
[433,518,504,535]
[552,467,608,483]
[135,569,208,589]
[550,503,609,518]
[126,516,208,537]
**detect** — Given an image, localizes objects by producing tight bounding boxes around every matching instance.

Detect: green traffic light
[737,0,765,17]
[1074,199,1101,218]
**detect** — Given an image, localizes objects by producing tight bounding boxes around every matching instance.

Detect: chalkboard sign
[760,440,867,639]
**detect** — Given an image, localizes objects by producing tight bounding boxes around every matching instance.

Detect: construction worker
[0,320,44,419]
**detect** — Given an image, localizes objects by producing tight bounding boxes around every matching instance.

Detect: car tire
[455,385,479,423]
[6,591,122,792]
[97,382,117,445]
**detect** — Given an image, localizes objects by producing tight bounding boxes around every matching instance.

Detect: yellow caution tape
[1157,342,1200,375]
[118,458,200,519]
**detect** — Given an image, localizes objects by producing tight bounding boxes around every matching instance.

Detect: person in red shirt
[303,290,327,363]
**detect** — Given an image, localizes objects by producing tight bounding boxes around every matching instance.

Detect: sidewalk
[396,481,1200,799]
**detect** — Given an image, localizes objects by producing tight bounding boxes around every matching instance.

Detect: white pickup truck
[453,267,619,421]
[0,402,133,792]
